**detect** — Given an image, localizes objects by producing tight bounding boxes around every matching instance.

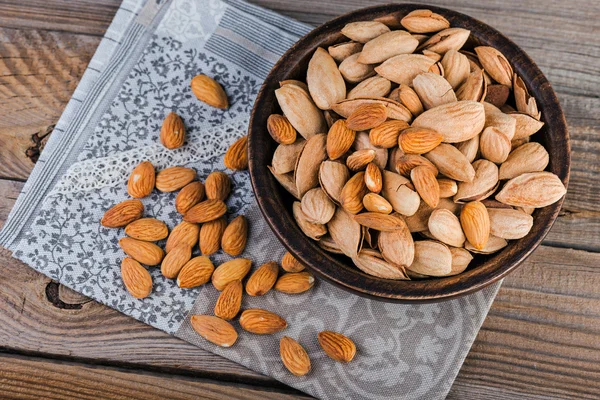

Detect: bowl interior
[248,4,570,302]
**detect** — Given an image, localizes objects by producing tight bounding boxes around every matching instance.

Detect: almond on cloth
[214,280,243,320]
[221,215,248,256]
[155,167,196,192]
[161,243,192,279]
[281,252,305,273]
[199,217,227,256]
[190,315,237,347]
[101,200,144,228]
[165,221,199,253]
[280,337,311,377]
[127,161,155,198]
[246,261,279,296]
[212,258,252,291]
[121,258,152,299]
[160,111,186,149]
[183,199,227,223]
[274,272,315,294]
[190,74,228,109]
[119,237,164,266]
[175,181,205,214]
[318,331,356,363]
[205,171,231,201]
[224,135,248,170]
[177,256,215,289]
[240,309,287,334]
[124,218,169,242]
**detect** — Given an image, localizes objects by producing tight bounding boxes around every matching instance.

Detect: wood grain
[0,0,598,398]
[0,353,309,399]
[0,0,121,36]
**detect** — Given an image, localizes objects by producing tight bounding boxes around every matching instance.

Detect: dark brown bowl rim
[248,3,570,303]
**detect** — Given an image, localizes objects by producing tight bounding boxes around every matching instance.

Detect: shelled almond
[266,10,566,280]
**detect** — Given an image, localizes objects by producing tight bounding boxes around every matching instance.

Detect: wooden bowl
[248,4,570,302]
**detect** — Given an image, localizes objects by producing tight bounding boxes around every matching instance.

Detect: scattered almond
[121,258,152,299]
[125,218,169,242]
[280,337,311,376]
[160,112,186,149]
[191,74,228,109]
[127,161,155,198]
[221,215,248,256]
[119,237,164,266]
[212,258,252,291]
[190,315,237,347]
[246,262,279,296]
[199,217,227,255]
[184,199,227,223]
[175,181,205,214]
[177,256,215,289]
[101,200,144,228]
[205,171,231,201]
[214,280,243,320]
[166,221,199,253]
[224,135,248,170]
[155,167,196,192]
[274,272,315,294]
[281,252,305,273]
[240,309,287,334]
[318,331,356,363]
[161,243,192,279]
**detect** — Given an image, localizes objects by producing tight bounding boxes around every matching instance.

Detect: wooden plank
[0,27,100,180]
[0,353,310,399]
[0,0,121,36]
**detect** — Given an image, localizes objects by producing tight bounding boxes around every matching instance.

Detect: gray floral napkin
[0,0,501,398]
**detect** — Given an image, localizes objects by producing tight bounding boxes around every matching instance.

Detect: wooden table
[0,0,598,398]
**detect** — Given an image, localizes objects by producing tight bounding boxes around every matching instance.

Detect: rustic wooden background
[0,0,598,399]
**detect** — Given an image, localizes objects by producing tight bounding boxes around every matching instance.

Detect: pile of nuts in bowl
[267,9,567,280]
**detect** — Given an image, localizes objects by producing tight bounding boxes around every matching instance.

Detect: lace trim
[51,117,249,195]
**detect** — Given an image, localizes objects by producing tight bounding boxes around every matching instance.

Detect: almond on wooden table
[124,218,169,242]
[190,315,237,348]
[160,111,186,149]
[239,309,287,334]
[274,272,315,294]
[280,337,311,377]
[214,280,243,320]
[177,256,215,289]
[221,215,248,256]
[127,161,155,198]
[190,74,228,109]
[246,261,279,296]
[318,331,356,363]
[121,258,152,299]
[119,237,164,266]
[155,167,196,192]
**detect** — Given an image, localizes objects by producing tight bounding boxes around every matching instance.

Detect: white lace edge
[50,116,249,195]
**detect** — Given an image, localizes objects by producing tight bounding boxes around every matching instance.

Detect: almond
[353,212,406,231]
[319,161,350,204]
[214,280,243,320]
[269,167,300,200]
[293,201,327,240]
[318,331,356,363]
[119,237,164,266]
[333,97,411,122]
[273,139,306,175]
[488,208,533,239]
[346,149,376,171]
[408,240,452,276]
[411,166,440,208]
[381,170,421,216]
[495,172,566,208]
[498,142,549,180]
[267,114,297,144]
[398,127,444,154]
[346,103,387,131]
[378,218,414,266]
[224,135,248,170]
[177,256,215,288]
[326,119,356,160]
[240,309,287,334]
[454,159,499,203]
[274,272,315,294]
[212,258,252,291]
[341,21,390,43]
[353,251,409,279]
[428,208,465,247]
[281,252,305,273]
[420,27,470,55]
[190,315,237,347]
[301,188,336,224]
[397,84,424,116]
[369,120,409,148]
[155,167,196,192]
[160,112,186,149]
[424,143,475,182]
[412,72,457,109]
[413,100,485,143]
[221,215,248,256]
[275,84,327,139]
[190,74,228,109]
[438,178,458,198]
[307,47,346,110]
[455,135,479,163]
[460,201,490,250]
[280,337,311,377]
[394,154,438,177]
[448,247,473,275]
[364,162,382,193]
[205,171,231,201]
[475,46,513,88]
[127,161,155,198]
[199,217,226,255]
[175,181,205,214]
[161,243,192,279]
[456,70,487,102]
[401,9,450,33]
[124,218,169,241]
[121,258,152,299]
[441,50,470,89]
[246,261,279,296]
[327,207,362,257]
[101,200,144,228]
[165,221,199,253]
[295,133,328,197]
[184,199,227,223]
[347,76,392,99]
[328,41,362,62]
[480,127,511,163]
[339,171,368,214]
[375,54,436,85]
[362,193,393,214]
[465,235,507,254]
[358,30,419,64]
